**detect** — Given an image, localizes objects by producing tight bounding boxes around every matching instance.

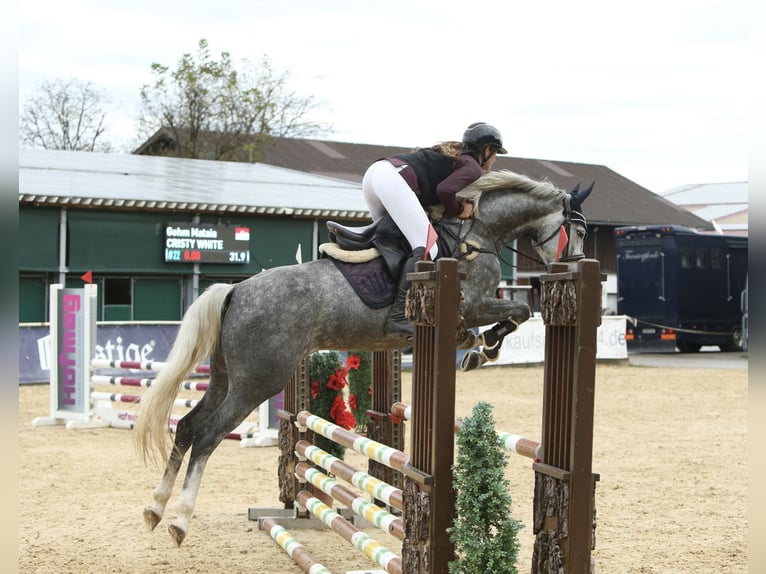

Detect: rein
[434,216,548,269]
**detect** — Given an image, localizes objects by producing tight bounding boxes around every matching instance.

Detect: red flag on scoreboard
[556,226,568,261]
[424,224,438,260]
[81,270,93,284]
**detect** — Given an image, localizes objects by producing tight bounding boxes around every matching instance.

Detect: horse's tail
[134,282,234,467]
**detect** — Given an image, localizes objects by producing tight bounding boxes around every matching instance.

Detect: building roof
[19,149,369,219]
[136,130,713,230]
[21,135,715,233]
[659,182,748,236]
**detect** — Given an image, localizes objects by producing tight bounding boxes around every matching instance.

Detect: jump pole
[390,401,542,460]
[296,441,404,511]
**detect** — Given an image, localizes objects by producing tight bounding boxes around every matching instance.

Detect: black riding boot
[385,247,426,337]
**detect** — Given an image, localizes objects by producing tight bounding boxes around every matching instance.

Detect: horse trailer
[615,225,747,352]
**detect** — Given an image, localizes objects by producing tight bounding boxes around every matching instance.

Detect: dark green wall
[19,206,351,322]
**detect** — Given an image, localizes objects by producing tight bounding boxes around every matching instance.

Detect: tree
[138,39,329,161]
[20,78,113,152]
[448,401,523,574]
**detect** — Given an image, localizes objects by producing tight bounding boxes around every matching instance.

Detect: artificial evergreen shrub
[448,401,522,574]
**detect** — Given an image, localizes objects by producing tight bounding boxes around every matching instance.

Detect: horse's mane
[458,170,563,202]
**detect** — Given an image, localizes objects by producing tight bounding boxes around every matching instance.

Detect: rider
[362,122,507,337]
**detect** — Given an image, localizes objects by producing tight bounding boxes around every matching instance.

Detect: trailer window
[680,247,693,269]
[711,248,723,270]
[695,248,708,269]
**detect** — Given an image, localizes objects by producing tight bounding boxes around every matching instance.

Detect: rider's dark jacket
[385,148,483,216]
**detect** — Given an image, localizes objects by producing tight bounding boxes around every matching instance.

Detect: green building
[19,149,367,322]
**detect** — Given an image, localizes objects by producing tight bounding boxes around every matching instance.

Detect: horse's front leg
[462,296,531,328]
[460,297,531,371]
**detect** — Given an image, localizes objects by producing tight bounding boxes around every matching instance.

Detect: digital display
[164,223,251,264]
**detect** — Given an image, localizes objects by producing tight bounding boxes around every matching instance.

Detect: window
[695,248,708,269]
[680,247,693,269]
[710,248,723,270]
[104,277,132,305]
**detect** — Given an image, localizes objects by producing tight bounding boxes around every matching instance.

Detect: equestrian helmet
[462,122,507,154]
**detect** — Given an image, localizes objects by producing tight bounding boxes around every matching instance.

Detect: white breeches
[362,160,439,259]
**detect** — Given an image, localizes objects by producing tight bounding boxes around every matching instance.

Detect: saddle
[322,215,475,309]
[326,214,409,280]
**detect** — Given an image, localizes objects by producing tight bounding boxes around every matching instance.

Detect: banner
[404,315,628,368]
[19,323,181,384]
[487,314,628,365]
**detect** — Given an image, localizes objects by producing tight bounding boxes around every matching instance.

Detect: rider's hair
[430,141,465,159]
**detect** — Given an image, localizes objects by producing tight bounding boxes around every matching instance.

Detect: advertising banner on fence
[487,314,628,365]
[19,322,181,384]
[21,315,628,382]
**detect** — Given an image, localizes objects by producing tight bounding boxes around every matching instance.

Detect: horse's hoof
[168,523,187,547]
[143,507,162,531]
[460,351,484,372]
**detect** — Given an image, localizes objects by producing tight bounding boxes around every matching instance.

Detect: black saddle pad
[330,256,395,309]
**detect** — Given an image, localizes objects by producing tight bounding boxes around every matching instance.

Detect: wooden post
[532,259,601,574]
[402,258,461,574]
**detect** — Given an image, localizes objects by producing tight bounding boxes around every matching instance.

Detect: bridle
[433,180,594,269]
[531,206,588,263]
[435,202,587,270]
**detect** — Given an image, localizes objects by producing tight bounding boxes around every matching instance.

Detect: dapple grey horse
[134,169,592,546]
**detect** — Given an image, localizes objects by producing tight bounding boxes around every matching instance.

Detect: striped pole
[90,392,199,410]
[295,462,404,540]
[296,411,409,473]
[296,491,402,574]
[90,359,210,374]
[262,517,333,574]
[296,441,403,511]
[89,375,209,392]
[390,401,542,460]
[496,430,542,460]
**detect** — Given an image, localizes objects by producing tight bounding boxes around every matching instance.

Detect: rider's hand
[458,202,474,219]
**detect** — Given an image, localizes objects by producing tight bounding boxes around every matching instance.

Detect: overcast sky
[18,0,749,193]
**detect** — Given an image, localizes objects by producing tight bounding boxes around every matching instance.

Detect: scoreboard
[164,223,250,264]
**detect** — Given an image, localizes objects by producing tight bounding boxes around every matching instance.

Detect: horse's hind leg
[142,407,198,531]
[143,370,228,531]
[166,397,256,547]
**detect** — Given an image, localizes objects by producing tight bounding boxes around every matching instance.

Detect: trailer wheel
[719,329,743,352]
[677,341,702,353]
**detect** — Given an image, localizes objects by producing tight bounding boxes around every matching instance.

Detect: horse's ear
[568,182,580,196]
[569,181,595,211]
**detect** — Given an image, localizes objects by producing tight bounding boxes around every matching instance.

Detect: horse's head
[455,171,593,266]
[530,181,593,264]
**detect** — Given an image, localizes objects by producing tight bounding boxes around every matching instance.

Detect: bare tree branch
[20,78,113,152]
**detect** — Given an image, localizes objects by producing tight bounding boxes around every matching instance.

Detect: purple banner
[19,323,180,384]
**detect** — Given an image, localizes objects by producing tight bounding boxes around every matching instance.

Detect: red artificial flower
[346,354,361,370]
[348,394,358,410]
[311,380,320,399]
[327,368,348,391]
[339,409,357,430]
[330,395,357,430]
[367,385,373,396]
